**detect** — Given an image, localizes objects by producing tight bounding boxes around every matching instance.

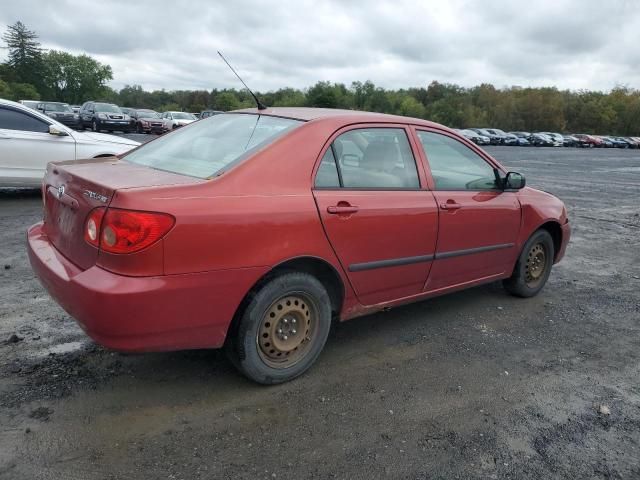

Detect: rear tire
[227,272,332,384]
[503,229,554,298]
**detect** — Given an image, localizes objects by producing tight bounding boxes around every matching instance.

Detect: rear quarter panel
[109,120,359,312]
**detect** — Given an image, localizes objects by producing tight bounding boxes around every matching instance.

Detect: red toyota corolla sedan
[28,108,570,384]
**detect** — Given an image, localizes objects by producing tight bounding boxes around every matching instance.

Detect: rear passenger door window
[315,128,420,189]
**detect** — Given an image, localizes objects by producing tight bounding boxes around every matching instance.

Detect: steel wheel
[257,294,317,369]
[525,243,546,288]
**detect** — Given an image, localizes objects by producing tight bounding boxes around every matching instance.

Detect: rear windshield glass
[123,113,303,179]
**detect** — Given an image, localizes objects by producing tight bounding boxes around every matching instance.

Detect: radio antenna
[217,51,267,110]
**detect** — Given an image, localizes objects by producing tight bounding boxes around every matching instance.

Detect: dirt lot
[1,146,639,479]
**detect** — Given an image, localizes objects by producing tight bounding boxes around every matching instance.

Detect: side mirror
[504,171,525,190]
[48,125,69,137]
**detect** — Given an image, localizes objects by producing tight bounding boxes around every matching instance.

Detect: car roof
[232,107,445,128]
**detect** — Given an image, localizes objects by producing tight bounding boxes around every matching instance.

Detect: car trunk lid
[43,157,199,270]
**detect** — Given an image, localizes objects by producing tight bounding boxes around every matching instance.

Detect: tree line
[2,21,640,135]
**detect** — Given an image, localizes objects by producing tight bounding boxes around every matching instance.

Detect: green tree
[41,50,113,103]
[213,91,240,111]
[2,21,44,90]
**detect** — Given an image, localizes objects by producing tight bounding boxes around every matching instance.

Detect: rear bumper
[27,222,268,352]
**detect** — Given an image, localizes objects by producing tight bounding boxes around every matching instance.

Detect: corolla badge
[83,190,108,203]
[57,185,65,199]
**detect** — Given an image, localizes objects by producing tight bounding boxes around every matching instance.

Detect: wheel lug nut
[283,318,289,324]
[283,335,288,340]
[291,319,296,324]
[278,328,283,334]
[291,329,297,334]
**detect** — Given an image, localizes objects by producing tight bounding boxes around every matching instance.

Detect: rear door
[0,105,75,186]
[312,125,438,306]
[414,129,521,291]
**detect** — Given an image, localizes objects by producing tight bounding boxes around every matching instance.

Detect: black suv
[79,102,131,133]
[37,102,82,129]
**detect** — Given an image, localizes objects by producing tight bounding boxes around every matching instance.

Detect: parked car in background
[469,128,501,145]
[505,133,529,146]
[562,135,581,147]
[614,137,638,149]
[510,131,531,138]
[120,107,137,130]
[19,100,39,110]
[0,98,139,187]
[626,137,640,148]
[200,110,224,119]
[27,107,570,384]
[79,102,132,133]
[37,102,81,129]
[484,128,511,144]
[594,136,614,148]
[161,111,197,131]
[528,133,555,147]
[457,129,490,145]
[574,134,603,148]
[540,132,564,147]
[601,136,628,148]
[130,109,164,134]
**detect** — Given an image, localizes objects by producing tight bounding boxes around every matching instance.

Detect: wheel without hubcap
[227,271,332,384]
[257,294,317,368]
[503,229,554,298]
[525,243,546,288]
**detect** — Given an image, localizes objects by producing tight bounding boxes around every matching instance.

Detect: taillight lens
[100,208,175,254]
[84,208,174,254]
[84,208,106,247]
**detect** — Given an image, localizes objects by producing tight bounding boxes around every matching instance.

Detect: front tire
[503,229,554,298]
[227,272,332,384]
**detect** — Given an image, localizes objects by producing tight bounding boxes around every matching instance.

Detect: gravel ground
[0,145,639,479]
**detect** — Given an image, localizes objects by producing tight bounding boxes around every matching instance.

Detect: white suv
[0,98,140,187]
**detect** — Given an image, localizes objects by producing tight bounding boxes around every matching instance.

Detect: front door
[313,126,438,306]
[414,129,521,291]
[0,105,75,186]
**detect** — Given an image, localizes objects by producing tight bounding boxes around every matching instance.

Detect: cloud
[1,0,639,92]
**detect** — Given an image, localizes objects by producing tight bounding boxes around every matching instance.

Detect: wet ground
[1,146,639,479]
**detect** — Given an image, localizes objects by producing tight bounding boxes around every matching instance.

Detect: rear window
[123,113,303,179]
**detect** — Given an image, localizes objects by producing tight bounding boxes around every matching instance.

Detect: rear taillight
[84,207,106,247]
[84,208,174,254]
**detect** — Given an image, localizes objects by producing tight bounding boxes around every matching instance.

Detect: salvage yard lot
[1,147,639,479]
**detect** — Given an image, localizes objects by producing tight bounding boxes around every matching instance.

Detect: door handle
[327,204,359,215]
[440,201,462,211]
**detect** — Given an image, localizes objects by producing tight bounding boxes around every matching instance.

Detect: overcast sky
[1,0,639,93]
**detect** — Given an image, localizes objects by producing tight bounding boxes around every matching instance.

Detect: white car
[160,111,197,131]
[0,98,140,187]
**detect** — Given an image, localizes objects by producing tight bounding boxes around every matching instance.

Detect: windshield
[95,104,122,113]
[137,110,159,118]
[44,103,72,112]
[124,113,303,179]
[172,112,196,120]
